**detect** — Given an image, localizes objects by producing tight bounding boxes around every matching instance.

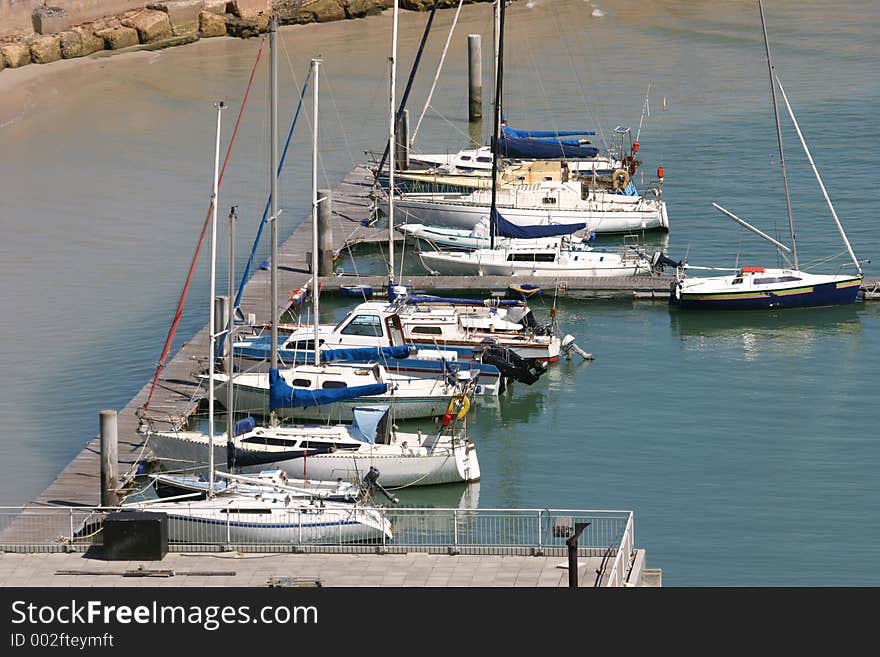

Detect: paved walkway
[0,551,613,588]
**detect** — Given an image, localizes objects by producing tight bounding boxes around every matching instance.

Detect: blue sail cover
[502,126,596,145]
[269,368,388,410]
[320,346,412,362]
[492,209,586,239]
[498,135,600,159]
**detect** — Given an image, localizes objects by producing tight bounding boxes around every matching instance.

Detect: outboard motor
[650,251,683,273]
[362,466,399,504]
[481,345,547,386]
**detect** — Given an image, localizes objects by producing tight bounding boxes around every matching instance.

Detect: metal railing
[0,505,634,567]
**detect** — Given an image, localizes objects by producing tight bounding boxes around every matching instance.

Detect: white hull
[394,194,668,234]
[419,249,652,277]
[148,431,481,488]
[125,497,391,544]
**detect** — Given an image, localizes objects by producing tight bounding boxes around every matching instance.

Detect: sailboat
[126,88,392,545]
[669,1,863,310]
[415,1,660,279]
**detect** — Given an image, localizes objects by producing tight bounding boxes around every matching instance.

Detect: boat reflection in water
[669,304,863,360]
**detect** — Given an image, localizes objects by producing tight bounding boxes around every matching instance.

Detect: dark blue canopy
[269,368,388,410]
[492,209,586,239]
[497,134,600,159]
[321,346,411,362]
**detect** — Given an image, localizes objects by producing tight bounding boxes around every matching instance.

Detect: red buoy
[657,166,665,179]
[632,141,640,153]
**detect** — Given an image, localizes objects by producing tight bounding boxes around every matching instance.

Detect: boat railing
[0,505,634,559]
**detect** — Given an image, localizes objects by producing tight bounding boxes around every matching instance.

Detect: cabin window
[476,156,492,163]
[460,155,471,161]
[322,381,348,389]
[290,378,311,388]
[754,276,801,284]
[221,508,271,515]
[241,436,301,447]
[732,278,743,285]
[284,340,322,352]
[410,326,443,335]
[508,253,556,262]
[340,314,384,337]
[301,441,348,450]
[542,197,557,204]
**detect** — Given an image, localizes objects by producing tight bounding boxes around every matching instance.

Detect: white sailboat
[416,1,660,280]
[669,2,863,310]
[127,85,391,545]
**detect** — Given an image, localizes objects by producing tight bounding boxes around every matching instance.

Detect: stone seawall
[1,1,492,72]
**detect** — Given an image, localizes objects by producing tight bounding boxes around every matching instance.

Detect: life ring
[446,395,470,420]
[611,168,631,190]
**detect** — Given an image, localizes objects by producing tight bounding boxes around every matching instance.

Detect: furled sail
[268,368,388,410]
[492,209,586,239]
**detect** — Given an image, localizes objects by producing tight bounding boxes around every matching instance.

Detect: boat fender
[611,168,631,190]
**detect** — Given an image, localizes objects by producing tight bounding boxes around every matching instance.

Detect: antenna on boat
[489,0,506,250]
[388,0,399,285]
[758,0,798,270]
[208,99,227,497]
[311,57,322,366]
[773,78,862,276]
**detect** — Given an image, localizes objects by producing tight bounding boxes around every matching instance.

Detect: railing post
[537,510,542,549]
[298,509,303,545]
[69,509,74,543]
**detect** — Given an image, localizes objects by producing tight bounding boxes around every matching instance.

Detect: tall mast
[208,100,226,496]
[387,0,399,283]
[758,0,798,270]
[311,58,322,366]
[269,15,280,370]
[489,0,505,249]
[226,205,236,472]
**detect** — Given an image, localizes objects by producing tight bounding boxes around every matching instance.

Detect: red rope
[143,38,266,412]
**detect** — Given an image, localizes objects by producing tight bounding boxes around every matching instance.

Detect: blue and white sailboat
[669,2,863,310]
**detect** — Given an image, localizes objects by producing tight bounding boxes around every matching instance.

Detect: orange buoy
[632,141,640,153]
[657,166,665,179]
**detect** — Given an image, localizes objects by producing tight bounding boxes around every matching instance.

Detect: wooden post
[317,189,334,275]
[468,33,482,121]
[213,296,229,343]
[395,109,410,171]
[100,410,119,507]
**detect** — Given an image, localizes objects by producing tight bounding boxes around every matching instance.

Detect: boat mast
[269,15,280,373]
[758,0,798,270]
[388,0,399,284]
[774,79,862,275]
[208,100,226,496]
[226,205,237,472]
[489,0,505,249]
[311,57,322,366]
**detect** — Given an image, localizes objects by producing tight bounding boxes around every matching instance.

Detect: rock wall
[1,0,494,71]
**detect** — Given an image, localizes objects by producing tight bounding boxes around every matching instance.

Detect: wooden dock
[3,162,877,543]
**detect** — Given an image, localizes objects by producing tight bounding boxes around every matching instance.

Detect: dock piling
[99,410,119,507]
[395,109,410,171]
[468,34,482,121]
[317,189,334,275]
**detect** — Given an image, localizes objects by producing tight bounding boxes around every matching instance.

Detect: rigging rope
[143,37,266,412]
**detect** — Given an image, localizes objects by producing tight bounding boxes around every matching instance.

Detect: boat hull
[394,196,669,234]
[419,250,651,277]
[148,433,480,487]
[126,501,390,544]
[670,275,863,310]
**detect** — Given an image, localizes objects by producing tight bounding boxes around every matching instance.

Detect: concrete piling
[468,34,482,121]
[317,189,334,275]
[99,410,119,507]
